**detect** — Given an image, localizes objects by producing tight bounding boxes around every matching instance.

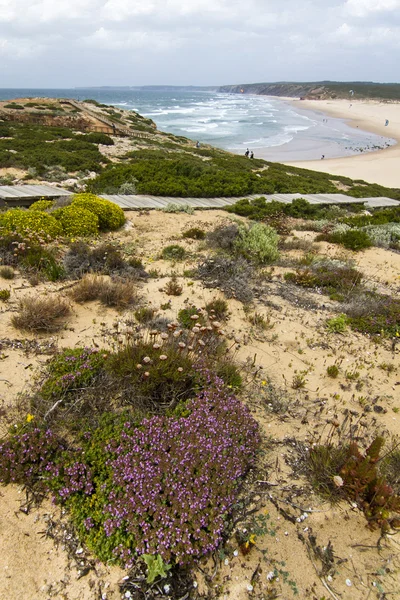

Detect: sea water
[0,88,395,161]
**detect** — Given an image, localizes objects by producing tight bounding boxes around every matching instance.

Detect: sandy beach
[285,99,400,188]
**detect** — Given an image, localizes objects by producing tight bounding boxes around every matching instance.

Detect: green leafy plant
[326,314,348,333]
[142,554,172,583]
[326,365,339,378]
[0,289,11,301]
[161,244,186,261]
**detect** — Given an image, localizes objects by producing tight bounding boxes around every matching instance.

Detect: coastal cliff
[218,81,400,101]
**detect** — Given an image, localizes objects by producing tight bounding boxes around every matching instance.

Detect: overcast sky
[1,0,399,87]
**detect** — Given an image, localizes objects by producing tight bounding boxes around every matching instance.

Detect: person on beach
[196,141,201,148]
[245,148,249,158]
[385,119,389,127]
[250,151,254,159]
[321,155,325,160]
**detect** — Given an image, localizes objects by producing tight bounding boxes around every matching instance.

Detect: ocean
[0,88,395,161]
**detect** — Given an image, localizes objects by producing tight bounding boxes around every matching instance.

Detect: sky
[0,0,400,87]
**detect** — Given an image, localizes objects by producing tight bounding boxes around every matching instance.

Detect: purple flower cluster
[0,427,64,489]
[105,384,260,565]
[58,461,94,499]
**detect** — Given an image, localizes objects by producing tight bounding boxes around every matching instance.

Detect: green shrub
[161,244,186,261]
[84,133,114,145]
[326,314,349,333]
[235,223,279,264]
[317,229,373,251]
[0,289,11,301]
[326,365,339,378]
[29,200,54,212]
[53,205,99,237]
[72,194,125,231]
[0,266,15,280]
[0,209,63,239]
[182,227,206,240]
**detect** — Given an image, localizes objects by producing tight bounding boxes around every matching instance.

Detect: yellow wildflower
[26,413,34,423]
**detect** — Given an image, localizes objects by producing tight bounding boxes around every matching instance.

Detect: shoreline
[283,98,400,187]
[227,94,396,174]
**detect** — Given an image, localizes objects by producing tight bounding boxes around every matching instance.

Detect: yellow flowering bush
[53,205,99,237]
[29,199,54,212]
[72,193,125,231]
[0,209,63,239]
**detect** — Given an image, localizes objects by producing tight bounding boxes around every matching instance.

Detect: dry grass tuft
[69,274,139,310]
[11,295,71,333]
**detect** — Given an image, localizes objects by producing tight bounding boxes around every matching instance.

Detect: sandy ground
[1,210,400,599]
[286,99,400,188]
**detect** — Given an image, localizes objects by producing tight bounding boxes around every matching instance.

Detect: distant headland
[217,81,400,101]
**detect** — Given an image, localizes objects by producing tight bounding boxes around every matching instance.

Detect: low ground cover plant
[343,292,400,337]
[0,307,260,570]
[161,244,187,261]
[284,260,362,299]
[63,241,146,279]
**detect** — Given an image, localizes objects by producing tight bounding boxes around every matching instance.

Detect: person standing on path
[250,151,254,159]
[245,148,249,158]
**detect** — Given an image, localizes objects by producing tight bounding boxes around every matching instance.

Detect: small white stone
[346,579,352,587]
[327,575,333,582]
[193,581,198,588]
[224,558,229,566]
[247,584,254,592]
[233,550,239,556]
[266,571,275,581]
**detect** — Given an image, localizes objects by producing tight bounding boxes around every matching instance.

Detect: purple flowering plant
[51,380,260,567]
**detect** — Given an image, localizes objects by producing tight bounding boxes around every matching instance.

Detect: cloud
[83,26,180,51]
[344,0,400,17]
[0,0,399,85]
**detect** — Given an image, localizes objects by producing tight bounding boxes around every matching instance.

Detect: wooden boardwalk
[0,185,399,210]
[100,193,400,210]
[0,184,72,207]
